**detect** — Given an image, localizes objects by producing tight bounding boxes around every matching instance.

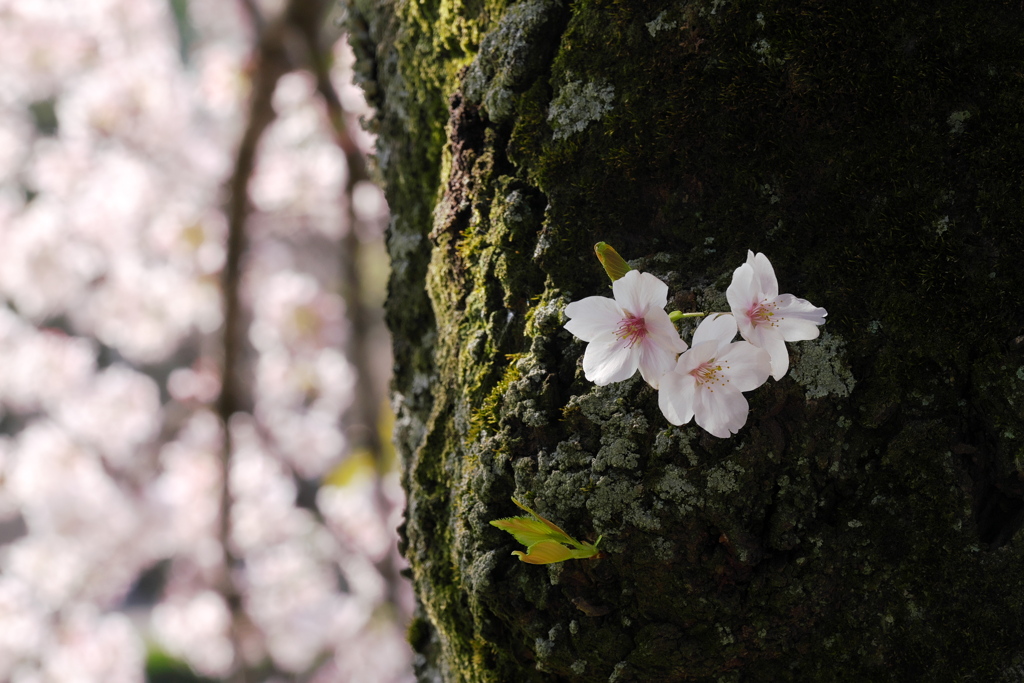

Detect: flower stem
[669,311,708,322]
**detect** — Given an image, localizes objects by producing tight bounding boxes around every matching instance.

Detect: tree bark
[347,0,1024,680]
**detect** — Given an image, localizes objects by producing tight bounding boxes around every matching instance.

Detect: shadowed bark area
[347,0,1024,680]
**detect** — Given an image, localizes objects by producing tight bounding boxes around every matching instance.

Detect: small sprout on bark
[491,497,604,564]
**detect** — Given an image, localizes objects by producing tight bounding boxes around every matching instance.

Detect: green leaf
[490,497,604,564]
[594,242,631,282]
[513,541,576,564]
[489,516,565,548]
[509,497,574,539]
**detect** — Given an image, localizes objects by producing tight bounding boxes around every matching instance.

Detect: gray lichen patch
[535,622,565,665]
[586,477,640,529]
[751,37,780,66]
[527,288,568,337]
[565,382,648,472]
[513,378,661,546]
[504,354,554,427]
[463,0,566,124]
[650,536,675,561]
[562,374,641,422]
[705,461,744,495]
[947,109,972,135]
[646,11,677,37]
[524,461,593,512]
[593,436,641,472]
[592,404,648,471]
[653,426,699,466]
[655,464,701,514]
[701,0,729,16]
[696,284,730,316]
[548,78,615,140]
[789,331,856,399]
[386,219,426,277]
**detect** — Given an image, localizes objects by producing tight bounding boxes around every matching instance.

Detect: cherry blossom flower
[658,314,771,438]
[564,270,688,389]
[726,251,827,380]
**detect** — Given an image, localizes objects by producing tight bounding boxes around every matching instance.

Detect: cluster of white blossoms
[0,2,412,682]
[564,250,827,438]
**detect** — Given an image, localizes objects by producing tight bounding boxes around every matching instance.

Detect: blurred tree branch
[291,0,406,620]
[220,0,401,679]
[220,1,312,680]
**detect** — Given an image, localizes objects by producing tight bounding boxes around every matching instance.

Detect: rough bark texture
[346,0,1024,680]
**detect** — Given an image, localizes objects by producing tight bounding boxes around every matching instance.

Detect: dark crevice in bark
[956,433,1024,549]
[430,91,488,248]
[956,364,1024,549]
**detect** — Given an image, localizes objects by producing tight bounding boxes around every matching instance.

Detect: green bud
[594,242,631,282]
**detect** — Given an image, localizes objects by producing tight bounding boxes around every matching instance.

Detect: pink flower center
[691,360,727,389]
[747,299,779,328]
[615,315,648,348]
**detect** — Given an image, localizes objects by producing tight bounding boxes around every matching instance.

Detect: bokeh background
[0,1,414,681]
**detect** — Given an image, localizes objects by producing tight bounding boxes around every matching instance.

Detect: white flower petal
[638,339,677,389]
[613,270,668,317]
[775,317,823,342]
[626,309,685,389]
[644,307,688,352]
[760,332,790,380]
[727,264,758,330]
[695,384,750,438]
[564,296,624,342]
[750,251,779,299]
[565,270,685,388]
[774,294,827,341]
[675,340,718,375]
[692,313,737,348]
[658,370,696,426]
[582,338,638,385]
[718,341,771,392]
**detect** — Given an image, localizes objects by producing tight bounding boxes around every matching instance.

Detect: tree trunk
[347,0,1024,680]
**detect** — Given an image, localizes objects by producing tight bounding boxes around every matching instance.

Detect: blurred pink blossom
[0,1,412,681]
